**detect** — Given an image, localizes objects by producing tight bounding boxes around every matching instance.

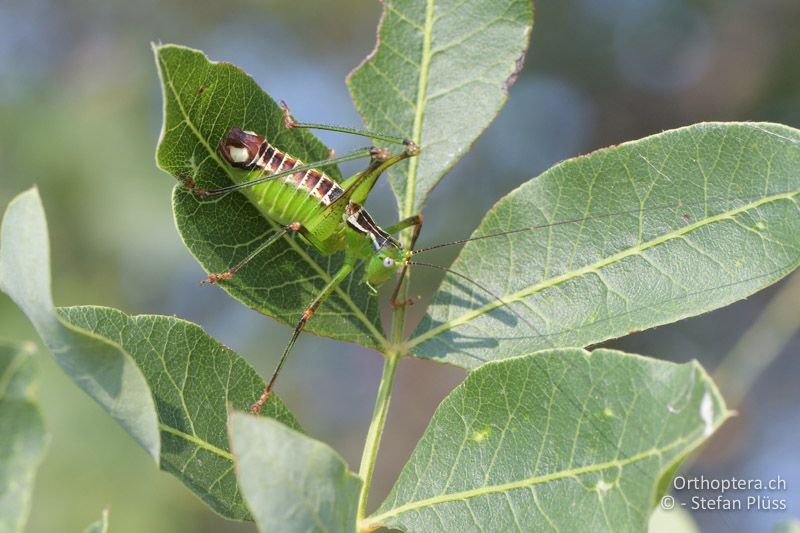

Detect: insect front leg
[385,214,424,309]
[202,222,302,284]
[250,261,355,414]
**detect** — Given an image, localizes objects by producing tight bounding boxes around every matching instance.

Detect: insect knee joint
[369,146,392,161]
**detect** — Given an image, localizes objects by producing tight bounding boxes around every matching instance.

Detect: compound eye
[382,257,395,268]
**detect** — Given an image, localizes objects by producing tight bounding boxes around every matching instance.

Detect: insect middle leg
[250,261,355,414]
[202,222,302,284]
[385,214,424,308]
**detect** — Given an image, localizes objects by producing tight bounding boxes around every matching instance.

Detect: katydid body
[204,126,421,413]
[219,128,406,260]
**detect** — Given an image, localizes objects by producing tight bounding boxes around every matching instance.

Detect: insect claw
[250,389,271,414]
[391,297,415,309]
[369,146,391,161]
[403,139,420,156]
[280,100,297,128]
[202,271,233,285]
[181,176,212,198]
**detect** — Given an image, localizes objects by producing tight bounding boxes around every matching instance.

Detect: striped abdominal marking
[220,127,344,207]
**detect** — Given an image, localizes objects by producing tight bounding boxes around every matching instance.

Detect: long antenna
[410,193,769,256]
[407,260,536,331]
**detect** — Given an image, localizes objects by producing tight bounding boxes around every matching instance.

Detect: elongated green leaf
[0,188,160,459]
[648,507,698,533]
[647,505,700,533]
[0,188,299,520]
[155,44,387,352]
[366,349,729,532]
[82,509,109,533]
[0,341,48,533]
[348,0,533,216]
[409,123,800,368]
[60,306,301,520]
[230,412,362,533]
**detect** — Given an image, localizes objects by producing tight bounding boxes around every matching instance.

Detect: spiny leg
[202,222,301,284]
[281,100,419,154]
[250,262,355,414]
[386,214,424,309]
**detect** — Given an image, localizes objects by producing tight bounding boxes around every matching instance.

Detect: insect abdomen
[232,135,344,226]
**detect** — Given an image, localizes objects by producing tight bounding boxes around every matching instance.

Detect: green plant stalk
[357,229,414,524]
[713,270,800,407]
[357,348,400,523]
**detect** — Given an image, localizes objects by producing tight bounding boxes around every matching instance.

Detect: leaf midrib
[160,423,233,461]
[401,0,435,219]
[363,430,698,528]
[60,306,233,463]
[407,188,800,349]
[157,49,388,350]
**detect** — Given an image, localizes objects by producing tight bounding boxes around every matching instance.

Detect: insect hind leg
[250,261,354,414]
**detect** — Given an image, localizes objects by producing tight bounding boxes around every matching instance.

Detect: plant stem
[714,270,800,407]
[357,349,400,522]
[357,228,414,524]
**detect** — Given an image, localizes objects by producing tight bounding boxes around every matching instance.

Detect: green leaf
[82,509,109,533]
[154,44,387,352]
[60,305,302,520]
[648,507,698,533]
[366,348,730,532]
[229,412,362,533]
[0,341,48,533]
[0,188,160,459]
[0,187,300,520]
[408,123,800,368]
[347,0,533,216]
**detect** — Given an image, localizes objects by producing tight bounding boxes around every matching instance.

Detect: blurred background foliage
[0,0,798,531]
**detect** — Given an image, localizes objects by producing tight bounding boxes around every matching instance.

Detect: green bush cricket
[185,106,426,413]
